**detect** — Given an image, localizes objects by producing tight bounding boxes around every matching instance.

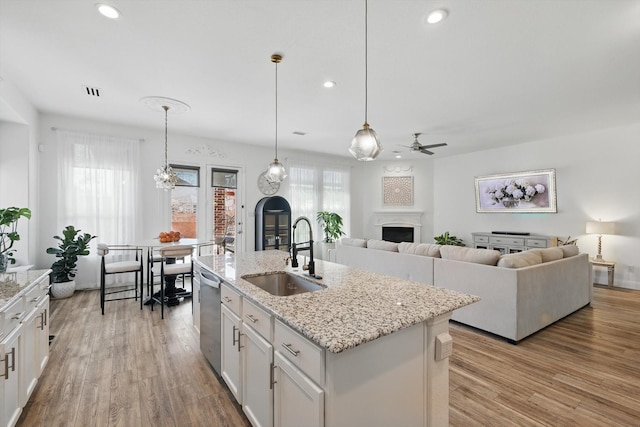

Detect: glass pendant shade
[349,122,382,161]
[265,159,287,183]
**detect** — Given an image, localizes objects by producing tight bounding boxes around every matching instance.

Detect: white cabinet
[273,351,324,427]
[35,297,49,377]
[243,323,273,427]
[1,322,23,427]
[221,286,243,404]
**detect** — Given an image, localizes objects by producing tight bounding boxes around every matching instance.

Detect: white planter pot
[51,280,76,299]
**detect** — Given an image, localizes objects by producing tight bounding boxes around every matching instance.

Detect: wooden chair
[97,244,144,315]
[150,245,193,318]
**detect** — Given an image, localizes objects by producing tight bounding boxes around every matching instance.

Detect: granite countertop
[196,251,479,353]
[0,269,51,309]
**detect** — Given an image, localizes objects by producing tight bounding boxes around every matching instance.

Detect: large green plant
[316,211,345,243]
[434,231,465,247]
[46,225,97,283]
[0,207,32,264]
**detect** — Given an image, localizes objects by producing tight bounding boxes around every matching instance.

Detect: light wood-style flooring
[17,285,640,427]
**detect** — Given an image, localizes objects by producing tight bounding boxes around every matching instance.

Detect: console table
[472,232,558,254]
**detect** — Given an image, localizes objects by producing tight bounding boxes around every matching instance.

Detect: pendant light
[153,105,179,190]
[265,54,288,183]
[349,0,382,161]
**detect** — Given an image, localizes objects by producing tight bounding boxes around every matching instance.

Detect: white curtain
[287,159,350,244]
[56,130,141,289]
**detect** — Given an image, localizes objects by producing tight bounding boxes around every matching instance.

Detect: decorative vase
[51,280,76,299]
[0,253,8,273]
[502,198,520,208]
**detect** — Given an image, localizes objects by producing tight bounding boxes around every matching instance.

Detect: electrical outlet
[435,333,453,361]
[627,265,636,273]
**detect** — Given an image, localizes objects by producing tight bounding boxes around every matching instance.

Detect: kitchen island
[196,250,478,427]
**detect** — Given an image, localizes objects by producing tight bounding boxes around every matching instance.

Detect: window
[171,164,200,238]
[211,168,237,253]
[288,160,350,242]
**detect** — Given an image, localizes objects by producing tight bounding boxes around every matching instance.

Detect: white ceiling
[1,0,639,159]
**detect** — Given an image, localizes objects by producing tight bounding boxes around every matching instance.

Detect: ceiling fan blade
[420,143,448,149]
[419,149,434,155]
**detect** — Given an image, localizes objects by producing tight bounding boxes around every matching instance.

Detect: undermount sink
[241,272,326,296]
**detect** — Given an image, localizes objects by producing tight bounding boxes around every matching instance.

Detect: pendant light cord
[163,105,169,168]
[275,59,279,160]
[364,0,368,124]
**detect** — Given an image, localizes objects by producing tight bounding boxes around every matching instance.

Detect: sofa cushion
[398,242,442,258]
[439,245,501,266]
[366,239,399,252]
[341,237,367,247]
[529,247,563,263]
[558,244,580,258]
[497,251,543,268]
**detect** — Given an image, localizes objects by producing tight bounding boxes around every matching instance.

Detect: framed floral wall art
[383,176,413,206]
[475,169,557,213]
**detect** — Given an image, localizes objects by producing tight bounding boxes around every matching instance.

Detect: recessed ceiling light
[323,81,336,88]
[395,154,402,159]
[96,3,121,19]
[425,9,448,24]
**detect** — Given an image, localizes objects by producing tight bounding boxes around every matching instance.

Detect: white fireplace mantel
[373,210,423,243]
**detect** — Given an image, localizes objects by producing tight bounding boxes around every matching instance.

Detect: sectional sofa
[335,238,592,343]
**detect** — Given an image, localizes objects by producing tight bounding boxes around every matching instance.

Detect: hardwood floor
[17,285,640,426]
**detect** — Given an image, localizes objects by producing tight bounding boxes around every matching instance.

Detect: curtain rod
[50,126,144,142]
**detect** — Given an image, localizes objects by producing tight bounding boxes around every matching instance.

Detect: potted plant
[316,211,345,261]
[434,231,465,247]
[46,225,97,298]
[0,207,32,273]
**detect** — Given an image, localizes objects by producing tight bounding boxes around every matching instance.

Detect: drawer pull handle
[11,313,22,320]
[281,343,300,357]
[223,296,233,303]
[245,314,259,323]
[31,297,39,303]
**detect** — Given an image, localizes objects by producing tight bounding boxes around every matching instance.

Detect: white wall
[432,122,640,289]
[351,157,435,243]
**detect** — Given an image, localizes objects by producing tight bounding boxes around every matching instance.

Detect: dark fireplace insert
[382,226,414,243]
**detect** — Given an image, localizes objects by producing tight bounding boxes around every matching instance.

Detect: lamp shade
[586,221,615,235]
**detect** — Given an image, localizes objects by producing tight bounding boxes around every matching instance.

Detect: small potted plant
[46,225,97,298]
[0,207,32,273]
[316,211,345,261]
[434,231,466,247]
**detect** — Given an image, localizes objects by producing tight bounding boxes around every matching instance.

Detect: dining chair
[150,245,194,318]
[97,243,144,315]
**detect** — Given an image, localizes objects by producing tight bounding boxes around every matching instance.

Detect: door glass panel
[212,168,237,253]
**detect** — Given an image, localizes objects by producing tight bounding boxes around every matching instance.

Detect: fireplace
[382,226,414,243]
[373,211,423,243]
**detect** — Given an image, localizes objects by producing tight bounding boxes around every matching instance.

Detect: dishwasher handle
[200,270,221,289]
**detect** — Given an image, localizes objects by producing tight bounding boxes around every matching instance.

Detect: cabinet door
[21,307,38,405]
[221,304,243,404]
[1,323,23,427]
[273,351,323,427]
[243,325,274,427]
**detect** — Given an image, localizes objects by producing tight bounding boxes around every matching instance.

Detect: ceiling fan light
[349,123,382,161]
[265,159,287,183]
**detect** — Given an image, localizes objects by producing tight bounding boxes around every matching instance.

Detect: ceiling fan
[399,133,447,155]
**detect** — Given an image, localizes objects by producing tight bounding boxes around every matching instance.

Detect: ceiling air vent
[84,86,101,97]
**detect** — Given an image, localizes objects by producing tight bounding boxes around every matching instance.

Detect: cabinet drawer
[0,297,25,339]
[242,298,273,341]
[275,320,324,386]
[490,236,525,246]
[526,238,547,248]
[24,279,49,311]
[221,283,242,315]
[473,235,489,244]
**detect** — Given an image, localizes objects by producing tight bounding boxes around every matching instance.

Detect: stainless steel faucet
[291,216,315,276]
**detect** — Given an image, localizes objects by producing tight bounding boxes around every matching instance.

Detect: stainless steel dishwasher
[199,269,221,375]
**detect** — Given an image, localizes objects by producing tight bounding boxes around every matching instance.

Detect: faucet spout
[291,216,315,275]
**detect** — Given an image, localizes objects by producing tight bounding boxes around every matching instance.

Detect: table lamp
[586,220,615,261]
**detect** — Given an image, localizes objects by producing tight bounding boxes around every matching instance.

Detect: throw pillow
[529,247,563,263]
[366,239,399,252]
[340,238,367,247]
[439,245,501,266]
[558,245,580,258]
[497,251,543,268]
